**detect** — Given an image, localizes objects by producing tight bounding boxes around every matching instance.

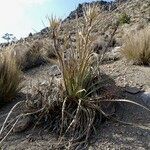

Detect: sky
[0,0,113,43]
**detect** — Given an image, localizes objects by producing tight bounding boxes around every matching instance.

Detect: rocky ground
[0,58,150,150]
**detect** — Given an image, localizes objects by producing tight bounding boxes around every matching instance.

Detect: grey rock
[116,0,128,4]
[29,33,33,37]
[65,1,116,21]
[50,65,61,76]
[40,27,49,35]
[125,86,141,94]
[104,46,121,61]
[40,80,49,86]
[141,91,150,105]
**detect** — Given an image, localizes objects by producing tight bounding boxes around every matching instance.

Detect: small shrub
[0,52,22,105]
[119,13,131,24]
[121,27,150,65]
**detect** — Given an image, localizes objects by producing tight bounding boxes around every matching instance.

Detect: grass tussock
[13,41,47,71]
[121,27,150,65]
[11,5,109,149]
[0,51,22,105]
[23,41,46,70]
[20,40,57,71]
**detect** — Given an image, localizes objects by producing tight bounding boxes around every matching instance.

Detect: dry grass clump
[121,27,150,65]
[22,5,132,149]
[22,41,47,70]
[10,41,46,71]
[0,52,22,106]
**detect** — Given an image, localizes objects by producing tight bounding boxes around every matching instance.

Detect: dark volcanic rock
[40,27,49,35]
[64,1,117,21]
[29,33,33,37]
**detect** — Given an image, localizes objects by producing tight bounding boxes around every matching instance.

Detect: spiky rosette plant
[48,5,112,149]
[50,5,101,99]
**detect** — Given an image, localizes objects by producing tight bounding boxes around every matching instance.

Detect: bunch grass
[48,5,114,148]
[121,27,150,65]
[0,51,22,106]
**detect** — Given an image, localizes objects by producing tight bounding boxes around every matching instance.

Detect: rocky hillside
[64,0,116,21]
[0,0,149,50]
[62,0,150,46]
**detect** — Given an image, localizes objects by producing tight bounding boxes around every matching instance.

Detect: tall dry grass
[23,41,46,70]
[0,51,22,105]
[50,5,101,99]
[121,27,150,65]
[11,41,47,71]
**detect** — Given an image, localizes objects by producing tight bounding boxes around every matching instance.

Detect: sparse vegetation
[119,13,131,24]
[121,27,150,65]
[0,52,22,106]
